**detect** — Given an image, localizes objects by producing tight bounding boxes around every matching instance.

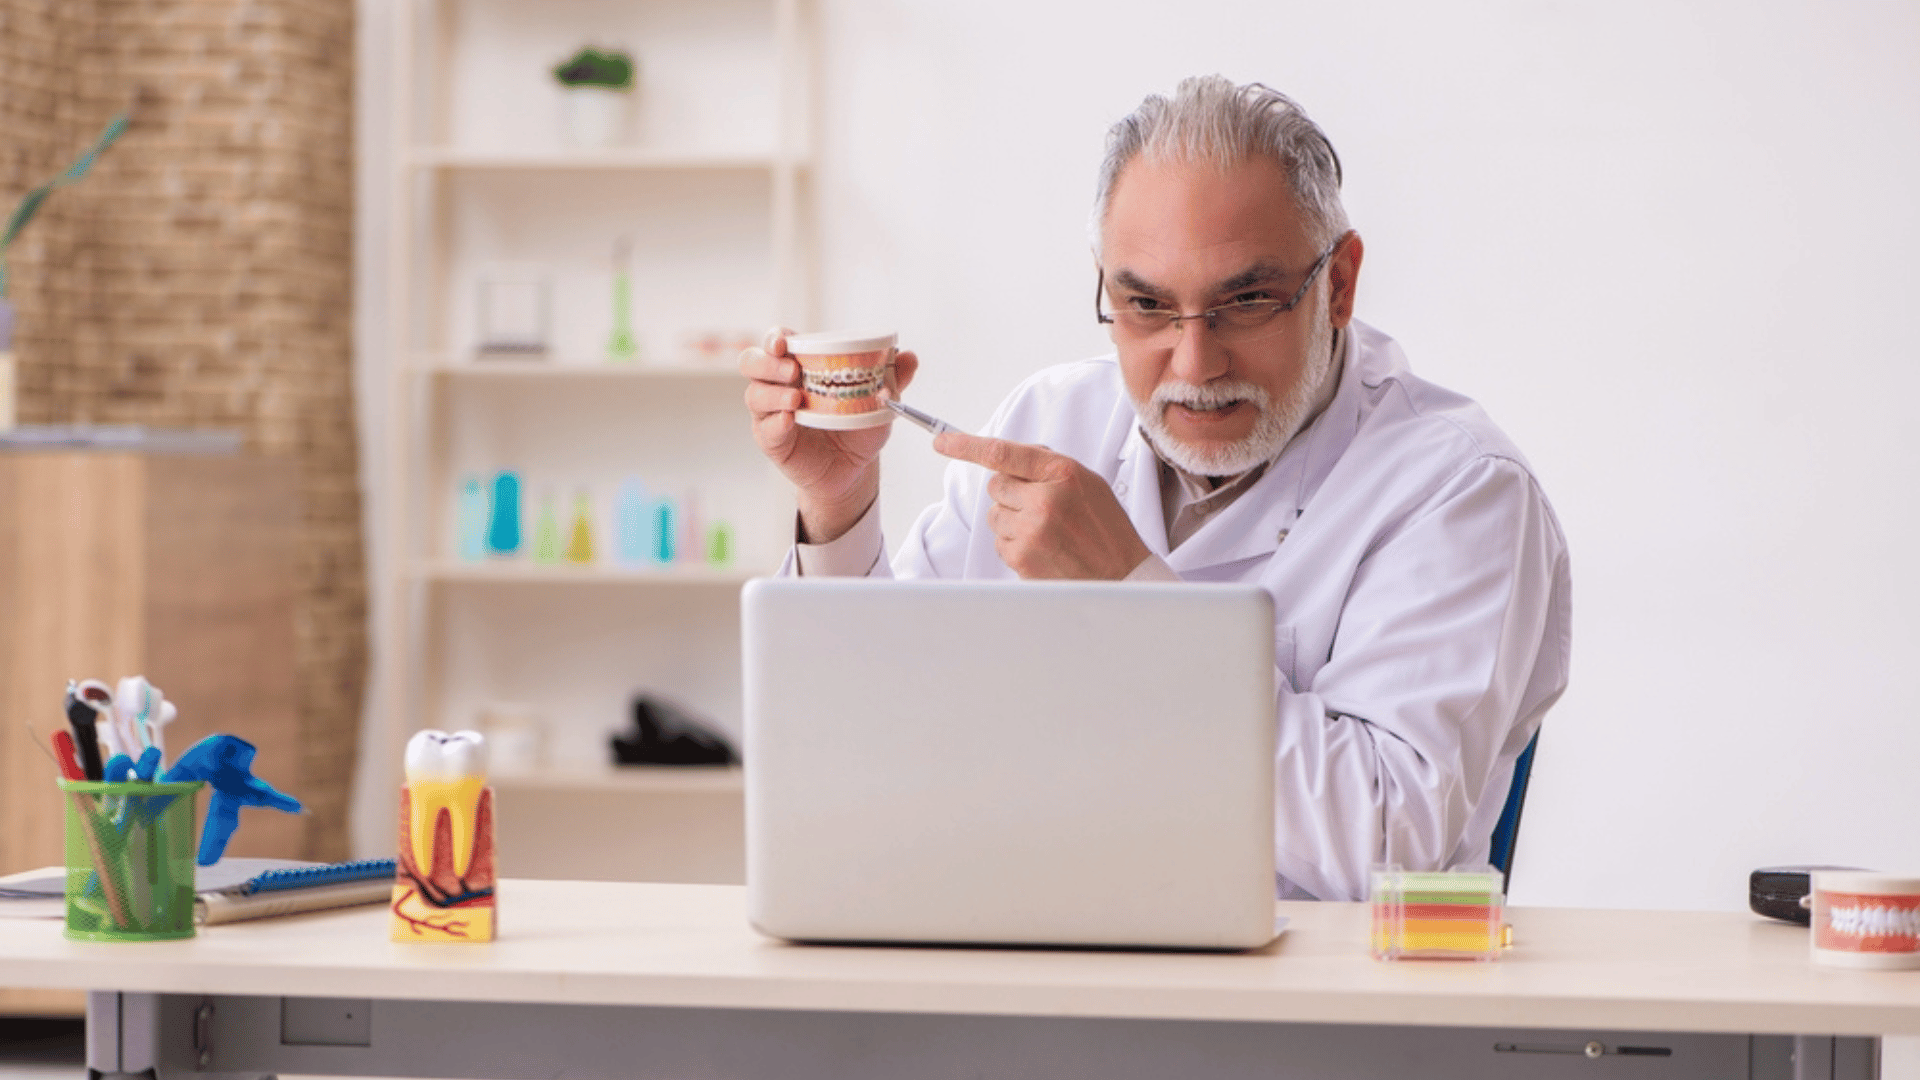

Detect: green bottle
[607,237,637,363]
[705,521,734,566]
[533,490,561,565]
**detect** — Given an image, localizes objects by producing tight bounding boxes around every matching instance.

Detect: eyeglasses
[1096,238,1342,345]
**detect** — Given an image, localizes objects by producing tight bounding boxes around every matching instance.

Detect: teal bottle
[652,496,676,564]
[485,471,522,557]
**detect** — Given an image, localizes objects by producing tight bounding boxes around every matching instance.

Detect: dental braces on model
[802,365,888,401]
[787,331,899,430]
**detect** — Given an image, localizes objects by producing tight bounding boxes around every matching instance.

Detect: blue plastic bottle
[458,476,487,561]
[653,496,677,564]
[616,478,649,566]
[486,470,522,557]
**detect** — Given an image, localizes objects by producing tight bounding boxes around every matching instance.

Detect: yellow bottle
[566,489,595,565]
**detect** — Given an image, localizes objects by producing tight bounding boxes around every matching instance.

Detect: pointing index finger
[935,431,1056,481]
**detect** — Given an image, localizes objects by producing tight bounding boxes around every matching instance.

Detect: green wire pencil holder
[59,779,203,942]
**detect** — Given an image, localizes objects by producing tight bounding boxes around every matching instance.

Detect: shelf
[417,358,743,381]
[419,561,763,585]
[379,0,812,804]
[490,765,743,795]
[410,148,797,172]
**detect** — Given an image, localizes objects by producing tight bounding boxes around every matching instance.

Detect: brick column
[0,0,363,859]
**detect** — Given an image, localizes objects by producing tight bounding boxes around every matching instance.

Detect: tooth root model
[392,729,496,943]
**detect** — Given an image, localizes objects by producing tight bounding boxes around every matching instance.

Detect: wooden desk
[0,450,302,1018]
[0,881,1904,1079]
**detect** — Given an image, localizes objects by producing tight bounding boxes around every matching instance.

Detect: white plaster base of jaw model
[1811,870,1920,969]
[405,730,490,879]
[787,330,898,431]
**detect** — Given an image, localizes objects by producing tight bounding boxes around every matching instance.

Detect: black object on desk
[611,694,739,766]
[1750,865,1868,925]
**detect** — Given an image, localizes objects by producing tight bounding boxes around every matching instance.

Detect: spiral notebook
[193,857,397,925]
[231,858,395,895]
[3,857,399,923]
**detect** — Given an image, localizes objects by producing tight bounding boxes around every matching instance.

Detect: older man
[740,76,1570,901]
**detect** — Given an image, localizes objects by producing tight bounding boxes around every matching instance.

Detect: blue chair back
[1487,731,1540,888]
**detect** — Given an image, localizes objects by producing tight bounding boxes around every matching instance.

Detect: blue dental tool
[161,735,303,865]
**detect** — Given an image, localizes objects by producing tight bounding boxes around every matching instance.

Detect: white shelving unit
[376,0,809,865]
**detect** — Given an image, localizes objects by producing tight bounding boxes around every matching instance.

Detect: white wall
[806,0,1920,912]
[358,0,1920,911]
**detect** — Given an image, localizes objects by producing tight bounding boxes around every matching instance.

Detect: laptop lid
[742,578,1277,950]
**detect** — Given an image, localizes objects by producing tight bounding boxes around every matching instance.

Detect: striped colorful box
[1370,866,1506,961]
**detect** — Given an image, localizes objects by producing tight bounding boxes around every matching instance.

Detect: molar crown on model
[405,729,489,879]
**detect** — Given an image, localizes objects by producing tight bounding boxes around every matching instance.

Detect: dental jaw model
[786,331,897,430]
[393,730,496,942]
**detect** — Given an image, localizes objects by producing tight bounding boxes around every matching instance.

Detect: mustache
[1150,380,1273,412]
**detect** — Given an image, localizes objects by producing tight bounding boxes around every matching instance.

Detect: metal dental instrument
[883,397,955,437]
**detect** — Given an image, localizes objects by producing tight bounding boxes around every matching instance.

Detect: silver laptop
[741,577,1278,950]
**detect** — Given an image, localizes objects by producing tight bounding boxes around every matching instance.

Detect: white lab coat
[803,320,1571,900]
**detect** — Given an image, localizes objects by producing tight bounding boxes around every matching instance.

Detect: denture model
[785,330,898,430]
[392,729,496,942]
[1811,872,1920,968]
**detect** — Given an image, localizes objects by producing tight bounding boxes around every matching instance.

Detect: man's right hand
[741,327,919,544]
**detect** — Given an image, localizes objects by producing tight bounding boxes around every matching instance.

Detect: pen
[50,725,134,930]
[51,730,86,782]
[883,397,956,438]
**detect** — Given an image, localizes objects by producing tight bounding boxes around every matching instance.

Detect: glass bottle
[566,489,595,565]
[533,489,561,565]
[607,237,638,364]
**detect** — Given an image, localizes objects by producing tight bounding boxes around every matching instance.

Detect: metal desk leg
[87,992,273,1080]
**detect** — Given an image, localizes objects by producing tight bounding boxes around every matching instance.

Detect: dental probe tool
[883,397,956,438]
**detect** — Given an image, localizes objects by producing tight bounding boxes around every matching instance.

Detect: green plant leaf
[59,112,129,184]
[1,187,53,252]
[553,47,634,89]
[1,112,130,254]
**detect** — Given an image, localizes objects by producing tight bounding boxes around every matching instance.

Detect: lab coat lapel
[1115,426,1171,557]
[1162,326,1368,576]
[1163,462,1301,575]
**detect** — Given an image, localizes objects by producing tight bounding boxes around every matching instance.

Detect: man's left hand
[934,431,1151,580]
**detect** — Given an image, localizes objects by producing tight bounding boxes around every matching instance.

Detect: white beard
[1135,310,1336,477]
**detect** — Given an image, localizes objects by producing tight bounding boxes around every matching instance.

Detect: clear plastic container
[1370,864,1506,961]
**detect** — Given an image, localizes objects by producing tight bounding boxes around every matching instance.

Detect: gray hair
[1090,76,1349,254]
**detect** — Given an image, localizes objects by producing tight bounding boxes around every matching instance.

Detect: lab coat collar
[1116,323,1369,574]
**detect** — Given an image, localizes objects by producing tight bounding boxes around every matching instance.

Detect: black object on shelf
[1750,865,1868,925]
[611,694,739,767]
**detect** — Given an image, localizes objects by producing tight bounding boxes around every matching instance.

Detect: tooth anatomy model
[392,729,496,943]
